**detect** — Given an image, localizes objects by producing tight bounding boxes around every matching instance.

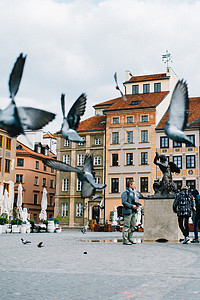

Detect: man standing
[173,186,193,244]
[121,180,139,245]
[191,189,200,243]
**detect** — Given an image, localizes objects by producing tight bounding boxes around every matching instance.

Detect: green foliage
[10,218,22,225]
[42,220,48,225]
[54,217,60,224]
[0,217,9,225]
[28,220,34,224]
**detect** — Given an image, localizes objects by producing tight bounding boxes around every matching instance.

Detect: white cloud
[0,0,200,132]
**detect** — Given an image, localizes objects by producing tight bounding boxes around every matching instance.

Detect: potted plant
[0,215,9,234]
[47,218,55,233]
[28,220,35,233]
[11,218,22,233]
[20,221,27,234]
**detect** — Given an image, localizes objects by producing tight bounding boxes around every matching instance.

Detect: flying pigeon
[21,238,31,244]
[92,194,102,201]
[165,79,196,147]
[98,198,104,209]
[0,53,56,137]
[114,72,127,101]
[81,227,86,234]
[60,93,87,143]
[37,242,44,248]
[43,154,106,198]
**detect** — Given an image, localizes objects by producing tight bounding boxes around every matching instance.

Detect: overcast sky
[0,0,200,133]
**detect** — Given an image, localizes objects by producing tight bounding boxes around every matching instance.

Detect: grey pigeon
[0,53,56,137]
[98,198,104,209]
[92,194,101,201]
[43,154,106,198]
[21,238,31,244]
[61,93,87,143]
[81,227,86,234]
[114,72,127,101]
[165,79,196,147]
[37,242,43,248]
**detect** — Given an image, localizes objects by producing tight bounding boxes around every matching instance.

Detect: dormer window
[154,83,161,92]
[45,148,49,156]
[131,100,141,105]
[113,117,119,124]
[37,146,41,153]
[132,85,139,94]
[143,84,150,93]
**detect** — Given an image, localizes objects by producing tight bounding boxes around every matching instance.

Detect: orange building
[15,141,56,222]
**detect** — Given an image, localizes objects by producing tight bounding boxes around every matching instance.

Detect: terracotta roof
[16,141,55,158]
[77,115,106,132]
[125,73,169,84]
[157,97,200,129]
[43,133,56,139]
[93,98,116,107]
[102,92,168,112]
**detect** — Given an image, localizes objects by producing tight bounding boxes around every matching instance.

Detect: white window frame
[76,203,83,217]
[62,203,68,217]
[77,154,84,166]
[77,178,82,191]
[63,154,70,165]
[64,139,70,147]
[62,178,69,192]
[95,138,101,145]
[94,156,101,166]
[95,177,101,184]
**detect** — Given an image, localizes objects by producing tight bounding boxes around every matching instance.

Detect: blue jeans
[193,214,200,240]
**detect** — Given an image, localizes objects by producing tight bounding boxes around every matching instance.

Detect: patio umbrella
[0,185,3,214]
[39,188,47,221]
[17,183,23,219]
[2,189,9,215]
[8,181,14,214]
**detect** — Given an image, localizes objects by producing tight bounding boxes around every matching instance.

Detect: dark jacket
[121,188,137,215]
[173,189,193,216]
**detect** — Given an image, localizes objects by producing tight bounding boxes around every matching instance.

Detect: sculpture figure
[153,152,180,197]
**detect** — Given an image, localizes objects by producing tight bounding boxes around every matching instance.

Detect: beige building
[0,129,16,215]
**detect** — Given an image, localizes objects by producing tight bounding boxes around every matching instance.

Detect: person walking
[191,189,200,243]
[173,186,193,244]
[121,180,139,245]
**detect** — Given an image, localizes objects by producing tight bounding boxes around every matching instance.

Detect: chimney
[125,70,132,81]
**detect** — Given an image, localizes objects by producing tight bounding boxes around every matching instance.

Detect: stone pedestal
[144,197,182,242]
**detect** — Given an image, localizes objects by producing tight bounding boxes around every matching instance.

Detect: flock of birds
[1,53,200,200]
[21,238,43,247]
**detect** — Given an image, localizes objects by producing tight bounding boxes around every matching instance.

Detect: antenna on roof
[161,50,172,68]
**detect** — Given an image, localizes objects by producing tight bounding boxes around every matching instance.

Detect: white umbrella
[39,188,47,221]
[17,183,23,219]
[2,189,9,215]
[0,185,3,214]
[8,181,14,214]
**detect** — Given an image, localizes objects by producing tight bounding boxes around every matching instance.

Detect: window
[140,177,148,192]
[132,85,139,94]
[173,141,182,148]
[3,183,9,193]
[143,84,150,93]
[141,152,148,165]
[94,156,101,165]
[62,178,69,191]
[0,158,2,172]
[154,83,161,92]
[62,203,68,217]
[34,177,38,185]
[64,139,70,147]
[173,156,182,169]
[51,168,54,173]
[5,159,10,173]
[125,177,134,188]
[50,180,54,188]
[186,180,196,191]
[17,158,24,167]
[113,117,119,124]
[63,154,70,164]
[126,131,133,143]
[49,196,53,206]
[160,137,169,148]
[127,116,133,123]
[141,115,148,122]
[33,214,37,222]
[45,148,49,156]
[186,135,195,147]
[35,161,39,169]
[95,138,101,145]
[174,180,182,192]
[16,174,23,183]
[95,177,101,184]
[186,155,195,168]
[112,132,119,144]
[112,154,119,166]
[78,137,85,145]
[141,130,148,142]
[43,165,46,171]
[42,178,46,187]
[126,153,133,165]
[111,178,119,193]
[77,178,82,191]
[0,135,3,147]
[77,154,84,166]
[76,203,83,217]
[34,194,37,205]
[6,138,11,150]
[37,146,41,154]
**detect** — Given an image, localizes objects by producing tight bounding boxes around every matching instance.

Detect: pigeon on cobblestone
[43,154,106,198]
[165,79,196,147]
[60,93,87,143]
[81,227,86,234]
[37,242,44,248]
[21,238,31,244]
[0,53,56,137]
[114,72,127,101]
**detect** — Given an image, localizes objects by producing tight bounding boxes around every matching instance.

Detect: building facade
[15,141,56,222]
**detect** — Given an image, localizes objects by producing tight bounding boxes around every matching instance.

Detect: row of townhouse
[54,66,200,227]
[0,130,57,223]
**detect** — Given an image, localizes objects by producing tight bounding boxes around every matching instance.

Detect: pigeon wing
[61,94,65,118]
[67,93,87,130]
[43,158,81,174]
[80,179,95,198]
[114,72,127,101]
[83,154,93,174]
[9,53,26,99]
[169,162,180,174]
[168,80,189,131]
[17,107,55,131]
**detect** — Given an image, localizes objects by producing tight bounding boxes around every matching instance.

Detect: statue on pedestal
[153,152,180,198]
